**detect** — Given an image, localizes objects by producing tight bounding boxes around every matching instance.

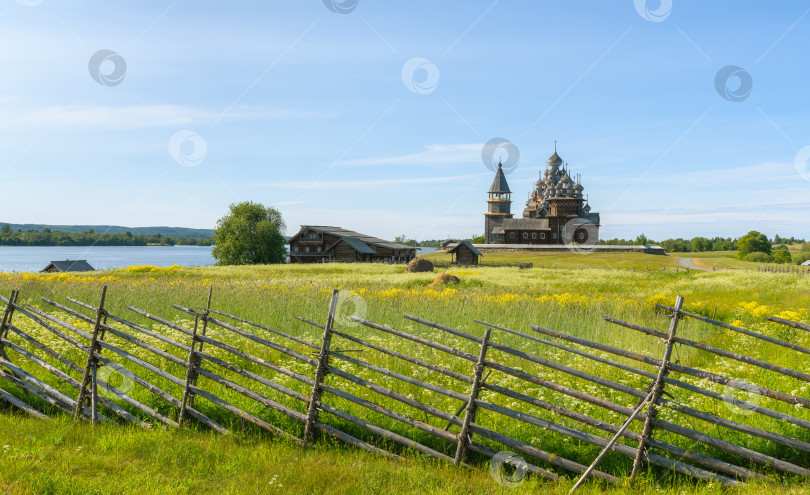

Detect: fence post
[187,287,213,415]
[630,294,684,479]
[178,287,214,427]
[0,290,18,361]
[454,326,491,465]
[303,289,340,447]
[74,285,108,423]
[177,316,199,427]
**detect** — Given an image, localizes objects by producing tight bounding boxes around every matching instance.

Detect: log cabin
[288,226,416,264]
[448,240,481,265]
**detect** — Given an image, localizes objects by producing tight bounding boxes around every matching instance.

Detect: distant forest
[434,233,807,253]
[0,224,213,247]
[598,234,806,253]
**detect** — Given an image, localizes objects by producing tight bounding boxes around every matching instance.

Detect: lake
[0,245,438,272]
[0,246,215,273]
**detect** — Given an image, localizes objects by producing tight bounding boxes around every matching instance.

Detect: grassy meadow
[1,253,810,494]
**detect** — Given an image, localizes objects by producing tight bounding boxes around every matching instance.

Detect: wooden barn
[288,226,416,264]
[41,260,95,273]
[448,240,481,265]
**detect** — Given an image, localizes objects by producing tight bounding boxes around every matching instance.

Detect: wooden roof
[502,218,550,230]
[41,260,95,272]
[488,163,511,194]
[291,226,414,252]
[448,240,482,256]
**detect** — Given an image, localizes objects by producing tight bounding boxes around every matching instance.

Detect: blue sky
[1,1,809,241]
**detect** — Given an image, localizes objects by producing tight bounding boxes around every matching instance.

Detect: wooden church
[484,148,600,245]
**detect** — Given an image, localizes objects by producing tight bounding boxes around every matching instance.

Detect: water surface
[0,246,215,273]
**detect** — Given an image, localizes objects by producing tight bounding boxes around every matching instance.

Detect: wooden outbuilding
[448,240,482,265]
[288,226,416,264]
[41,260,95,273]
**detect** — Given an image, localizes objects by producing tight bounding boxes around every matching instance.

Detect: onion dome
[547,151,563,167]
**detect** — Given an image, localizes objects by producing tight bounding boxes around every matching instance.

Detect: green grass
[6,415,807,495]
[0,259,809,493]
[425,250,681,269]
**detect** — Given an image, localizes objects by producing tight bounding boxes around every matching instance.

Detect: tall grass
[0,263,809,491]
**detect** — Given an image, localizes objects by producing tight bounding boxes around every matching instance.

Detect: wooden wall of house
[289,230,417,263]
[334,242,358,261]
[504,230,554,245]
[456,248,477,265]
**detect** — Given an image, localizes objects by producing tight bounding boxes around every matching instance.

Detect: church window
[553,233,558,240]
[305,246,310,253]
[509,232,515,239]
[523,232,528,239]
[540,233,545,239]
[317,246,322,252]
[578,232,585,240]
[532,233,537,239]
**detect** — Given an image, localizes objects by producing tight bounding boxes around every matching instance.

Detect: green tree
[737,231,771,259]
[691,237,711,252]
[212,201,286,265]
[772,249,792,264]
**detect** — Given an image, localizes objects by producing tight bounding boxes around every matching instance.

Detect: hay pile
[405,258,434,273]
[428,273,460,287]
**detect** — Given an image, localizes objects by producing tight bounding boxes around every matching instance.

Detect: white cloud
[286,207,480,240]
[589,161,800,186]
[0,103,334,130]
[337,144,483,167]
[255,174,483,190]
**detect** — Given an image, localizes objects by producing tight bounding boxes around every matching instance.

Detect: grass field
[425,250,682,269]
[1,253,809,494]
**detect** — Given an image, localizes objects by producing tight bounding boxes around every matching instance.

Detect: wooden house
[41,260,95,273]
[448,240,482,265]
[287,226,416,264]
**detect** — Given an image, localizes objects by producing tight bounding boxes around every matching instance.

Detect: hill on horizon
[0,223,213,239]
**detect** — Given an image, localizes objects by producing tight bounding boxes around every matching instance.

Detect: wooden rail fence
[0,287,808,490]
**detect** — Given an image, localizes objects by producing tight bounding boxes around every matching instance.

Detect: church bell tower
[483,161,513,243]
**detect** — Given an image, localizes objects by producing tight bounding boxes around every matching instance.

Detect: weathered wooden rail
[0,286,808,490]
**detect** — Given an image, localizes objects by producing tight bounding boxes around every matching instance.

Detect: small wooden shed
[448,240,482,265]
[41,260,96,273]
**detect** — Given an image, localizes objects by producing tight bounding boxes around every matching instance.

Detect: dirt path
[677,257,712,271]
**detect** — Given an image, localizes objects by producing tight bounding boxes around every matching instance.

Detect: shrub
[772,249,792,264]
[737,231,771,259]
[743,252,771,263]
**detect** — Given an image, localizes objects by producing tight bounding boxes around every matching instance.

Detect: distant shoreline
[0,244,213,248]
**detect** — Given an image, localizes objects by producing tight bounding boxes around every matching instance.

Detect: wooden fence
[0,286,808,490]
[758,264,810,275]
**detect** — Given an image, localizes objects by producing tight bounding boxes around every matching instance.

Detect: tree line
[0,225,213,247]
[600,232,809,264]
[599,235,739,252]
